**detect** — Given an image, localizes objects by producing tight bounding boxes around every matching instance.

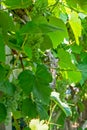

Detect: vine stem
[6,34,28,80]
[49,122,61,127]
[48,104,57,124]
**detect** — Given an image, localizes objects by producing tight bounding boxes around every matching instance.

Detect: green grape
[2,89,22,112]
[28,34,44,61]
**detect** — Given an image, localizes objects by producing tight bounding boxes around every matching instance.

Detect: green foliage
[69,12,81,45]
[48,17,68,48]
[33,64,52,105]
[0,31,5,62]
[18,70,35,94]
[22,98,37,118]
[0,80,16,96]
[0,65,6,81]
[1,0,87,129]
[0,11,14,34]
[4,0,32,9]
[0,103,7,123]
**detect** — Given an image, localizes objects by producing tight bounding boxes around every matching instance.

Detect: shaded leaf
[0,30,5,62]
[0,65,6,82]
[24,128,31,130]
[78,64,87,85]
[22,98,37,118]
[18,70,35,94]
[0,103,7,123]
[36,64,52,85]
[33,64,52,105]
[33,82,51,105]
[36,102,49,120]
[0,81,16,96]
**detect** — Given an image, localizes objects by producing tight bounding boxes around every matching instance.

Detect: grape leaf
[0,11,15,33]
[4,0,32,9]
[0,65,6,82]
[0,30,5,62]
[51,92,72,117]
[58,49,82,83]
[33,82,51,105]
[36,102,49,120]
[69,12,81,45]
[77,0,87,13]
[36,64,52,85]
[22,98,37,118]
[48,17,68,48]
[18,70,35,94]
[0,81,16,96]
[33,64,52,105]
[40,35,53,51]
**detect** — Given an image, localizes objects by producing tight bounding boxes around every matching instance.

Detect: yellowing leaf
[48,0,56,5]
[69,12,81,45]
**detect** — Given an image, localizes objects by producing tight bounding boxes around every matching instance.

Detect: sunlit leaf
[58,49,82,82]
[48,17,68,48]
[51,92,72,117]
[4,0,32,9]
[69,12,81,45]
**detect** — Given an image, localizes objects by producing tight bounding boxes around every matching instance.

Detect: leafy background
[0,0,87,130]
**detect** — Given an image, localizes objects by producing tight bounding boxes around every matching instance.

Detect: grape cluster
[2,89,22,112]
[28,34,44,61]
